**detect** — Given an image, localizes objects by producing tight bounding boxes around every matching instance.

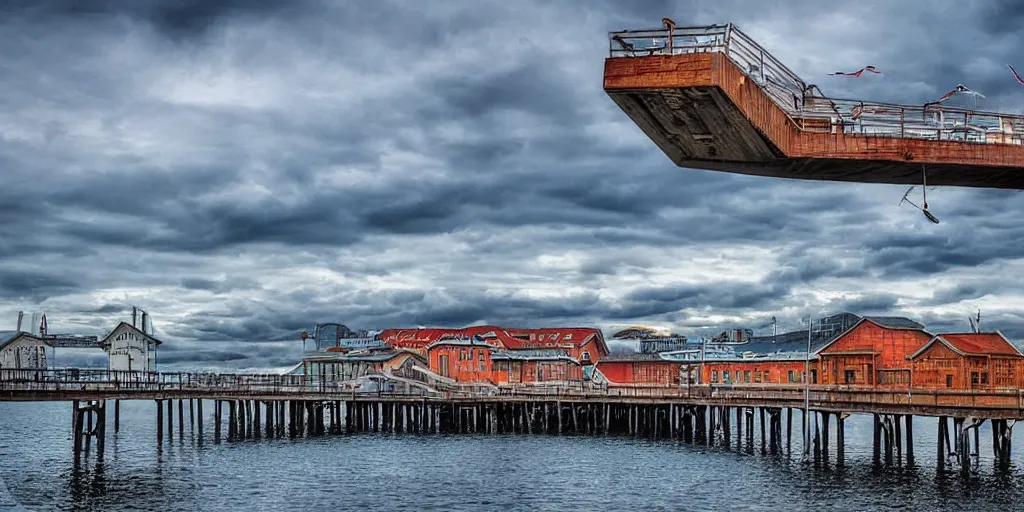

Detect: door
[439,355,449,377]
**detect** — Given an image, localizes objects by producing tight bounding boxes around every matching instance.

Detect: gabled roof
[490,348,578,362]
[863,316,925,330]
[101,322,163,346]
[303,349,424,363]
[814,316,929,355]
[910,332,1023,359]
[426,336,499,350]
[0,331,50,351]
[378,325,608,354]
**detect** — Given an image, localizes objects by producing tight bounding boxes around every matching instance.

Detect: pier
[1,369,1020,474]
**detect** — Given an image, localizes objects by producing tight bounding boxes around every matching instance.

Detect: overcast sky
[2,0,1023,370]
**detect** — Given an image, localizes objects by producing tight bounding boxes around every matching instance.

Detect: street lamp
[802,309,828,462]
[803,314,812,461]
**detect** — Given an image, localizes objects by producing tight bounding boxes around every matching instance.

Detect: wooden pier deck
[1,369,1019,473]
[605,23,1024,189]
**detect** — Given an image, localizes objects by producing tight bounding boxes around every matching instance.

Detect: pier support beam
[156,400,164,446]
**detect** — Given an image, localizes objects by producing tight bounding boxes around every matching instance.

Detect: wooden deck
[605,25,1024,189]
[4,369,1024,419]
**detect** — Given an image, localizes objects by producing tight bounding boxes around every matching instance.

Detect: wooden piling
[759,407,766,454]
[156,400,164,445]
[786,408,792,454]
[72,401,82,462]
[872,414,881,465]
[836,413,845,466]
[114,400,120,433]
[96,401,106,459]
[905,415,914,465]
[214,401,222,442]
[197,399,204,442]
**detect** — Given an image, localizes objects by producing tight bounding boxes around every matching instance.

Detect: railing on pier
[4,369,1024,415]
[0,369,440,398]
[608,23,1024,144]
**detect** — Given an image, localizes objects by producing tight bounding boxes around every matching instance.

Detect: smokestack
[29,313,41,336]
[141,311,148,335]
[16,311,23,332]
[39,314,47,337]
[132,306,138,328]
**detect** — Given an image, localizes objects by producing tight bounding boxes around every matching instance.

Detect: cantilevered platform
[604,23,1024,189]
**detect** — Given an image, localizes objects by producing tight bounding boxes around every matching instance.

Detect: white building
[0,331,51,370]
[101,322,163,371]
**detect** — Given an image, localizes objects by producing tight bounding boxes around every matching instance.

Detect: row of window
[709,369,812,384]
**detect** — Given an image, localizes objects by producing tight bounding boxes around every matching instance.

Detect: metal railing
[608,23,1024,145]
[4,369,1024,412]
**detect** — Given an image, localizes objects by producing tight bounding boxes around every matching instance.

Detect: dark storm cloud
[1,0,308,39]
[1,0,1023,367]
[0,269,79,302]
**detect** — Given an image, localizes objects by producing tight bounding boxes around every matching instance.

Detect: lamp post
[803,315,812,461]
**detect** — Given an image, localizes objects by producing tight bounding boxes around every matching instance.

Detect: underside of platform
[605,51,1024,190]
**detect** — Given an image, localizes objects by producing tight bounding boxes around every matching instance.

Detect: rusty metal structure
[605,21,1024,189]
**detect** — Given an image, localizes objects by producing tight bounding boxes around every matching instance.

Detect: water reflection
[5,402,1024,511]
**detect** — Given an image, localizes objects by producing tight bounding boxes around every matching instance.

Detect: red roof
[377,326,607,354]
[935,333,1022,356]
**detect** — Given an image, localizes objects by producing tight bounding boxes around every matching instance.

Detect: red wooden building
[909,332,1024,390]
[491,349,584,385]
[596,357,684,387]
[816,317,932,387]
[702,359,809,385]
[425,336,498,383]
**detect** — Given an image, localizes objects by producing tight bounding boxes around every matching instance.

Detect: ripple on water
[3,402,1024,510]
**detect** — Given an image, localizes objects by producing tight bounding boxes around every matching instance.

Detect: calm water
[3,402,1024,511]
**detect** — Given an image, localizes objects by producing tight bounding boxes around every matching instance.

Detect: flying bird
[1009,64,1024,85]
[829,65,882,77]
[933,84,985,104]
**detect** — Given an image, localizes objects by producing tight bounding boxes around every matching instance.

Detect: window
[743,371,751,383]
[478,352,484,362]
[439,355,450,377]
[844,370,855,384]
[564,334,573,341]
[581,351,591,362]
[754,371,762,383]
[982,372,989,385]
[946,375,953,388]
[711,371,719,383]
[971,372,980,387]
[788,370,795,383]
[723,371,730,383]
[763,371,769,383]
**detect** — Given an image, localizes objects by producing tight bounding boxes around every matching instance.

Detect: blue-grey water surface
[3,401,1024,511]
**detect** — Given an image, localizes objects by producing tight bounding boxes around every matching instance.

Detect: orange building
[491,349,584,385]
[425,336,497,383]
[596,357,684,387]
[300,349,426,382]
[702,359,810,385]
[502,328,609,364]
[816,317,931,387]
[909,332,1024,390]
